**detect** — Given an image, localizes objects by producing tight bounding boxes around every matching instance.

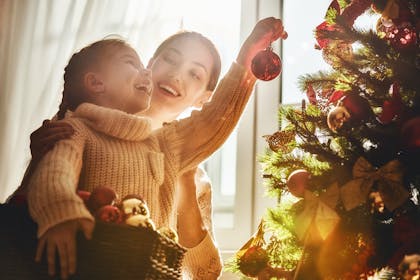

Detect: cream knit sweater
[27,62,256,279]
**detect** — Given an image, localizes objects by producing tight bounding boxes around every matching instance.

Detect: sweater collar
[73,103,151,141]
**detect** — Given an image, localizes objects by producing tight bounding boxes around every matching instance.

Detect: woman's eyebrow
[167,48,208,74]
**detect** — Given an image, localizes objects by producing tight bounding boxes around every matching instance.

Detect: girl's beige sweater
[27,63,256,278]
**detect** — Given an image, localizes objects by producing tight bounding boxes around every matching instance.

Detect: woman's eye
[190,71,201,80]
[163,55,177,65]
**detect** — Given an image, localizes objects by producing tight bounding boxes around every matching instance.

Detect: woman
[13,18,287,279]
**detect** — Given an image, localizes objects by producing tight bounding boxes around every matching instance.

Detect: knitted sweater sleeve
[159,62,256,174]
[27,118,94,237]
[182,168,223,279]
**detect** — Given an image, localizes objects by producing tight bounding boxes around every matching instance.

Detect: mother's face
[148,38,214,118]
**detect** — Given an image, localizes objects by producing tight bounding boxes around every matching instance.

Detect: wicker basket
[0,204,186,280]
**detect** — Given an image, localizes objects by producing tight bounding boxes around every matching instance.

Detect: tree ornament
[340,157,410,211]
[120,194,150,218]
[322,40,353,68]
[379,82,404,124]
[386,21,418,51]
[95,205,123,224]
[263,130,295,153]
[251,46,282,81]
[287,169,311,198]
[400,116,420,149]
[327,94,374,132]
[87,186,117,213]
[238,245,269,277]
[306,84,317,105]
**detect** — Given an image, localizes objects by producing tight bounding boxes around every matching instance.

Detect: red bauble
[400,117,420,149]
[238,246,269,277]
[341,94,374,123]
[251,48,282,81]
[87,186,117,213]
[95,205,123,224]
[286,169,311,198]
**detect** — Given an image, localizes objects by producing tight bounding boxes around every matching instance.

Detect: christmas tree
[226,0,420,279]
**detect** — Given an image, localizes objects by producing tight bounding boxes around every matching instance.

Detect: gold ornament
[340,157,409,211]
[263,130,295,153]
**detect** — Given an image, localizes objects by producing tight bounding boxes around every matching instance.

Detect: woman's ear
[193,90,213,108]
[84,72,105,94]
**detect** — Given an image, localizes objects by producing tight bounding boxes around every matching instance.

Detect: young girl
[23,31,225,280]
[25,17,286,279]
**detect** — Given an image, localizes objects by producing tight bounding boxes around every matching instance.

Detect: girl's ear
[84,72,105,94]
[193,90,213,108]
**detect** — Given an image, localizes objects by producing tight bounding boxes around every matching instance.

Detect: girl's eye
[126,60,137,67]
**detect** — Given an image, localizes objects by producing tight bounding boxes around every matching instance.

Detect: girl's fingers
[57,242,69,280]
[67,236,77,275]
[47,240,56,276]
[35,237,46,262]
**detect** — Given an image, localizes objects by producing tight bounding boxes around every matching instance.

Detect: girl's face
[147,38,214,119]
[98,46,153,114]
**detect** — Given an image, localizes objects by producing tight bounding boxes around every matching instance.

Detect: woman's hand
[177,167,207,248]
[237,17,287,71]
[30,120,74,162]
[35,218,93,280]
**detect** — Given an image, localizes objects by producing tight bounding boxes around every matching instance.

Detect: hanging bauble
[322,40,353,68]
[379,82,404,124]
[327,94,374,131]
[251,46,282,81]
[286,169,311,198]
[315,21,338,49]
[386,21,417,51]
[327,105,351,132]
[238,245,269,277]
[400,116,420,149]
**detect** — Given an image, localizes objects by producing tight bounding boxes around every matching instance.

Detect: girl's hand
[30,120,74,162]
[237,17,287,71]
[35,218,93,280]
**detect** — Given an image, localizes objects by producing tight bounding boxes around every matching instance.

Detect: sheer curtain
[0,0,168,201]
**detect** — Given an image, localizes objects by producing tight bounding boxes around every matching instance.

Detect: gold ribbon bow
[294,183,340,244]
[340,157,409,211]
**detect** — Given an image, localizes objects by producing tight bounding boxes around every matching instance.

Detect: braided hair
[57,38,132,120]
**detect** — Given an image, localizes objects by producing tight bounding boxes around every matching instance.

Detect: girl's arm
[27,118,94,279]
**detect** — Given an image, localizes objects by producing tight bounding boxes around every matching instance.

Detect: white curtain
[0,0,178,202]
